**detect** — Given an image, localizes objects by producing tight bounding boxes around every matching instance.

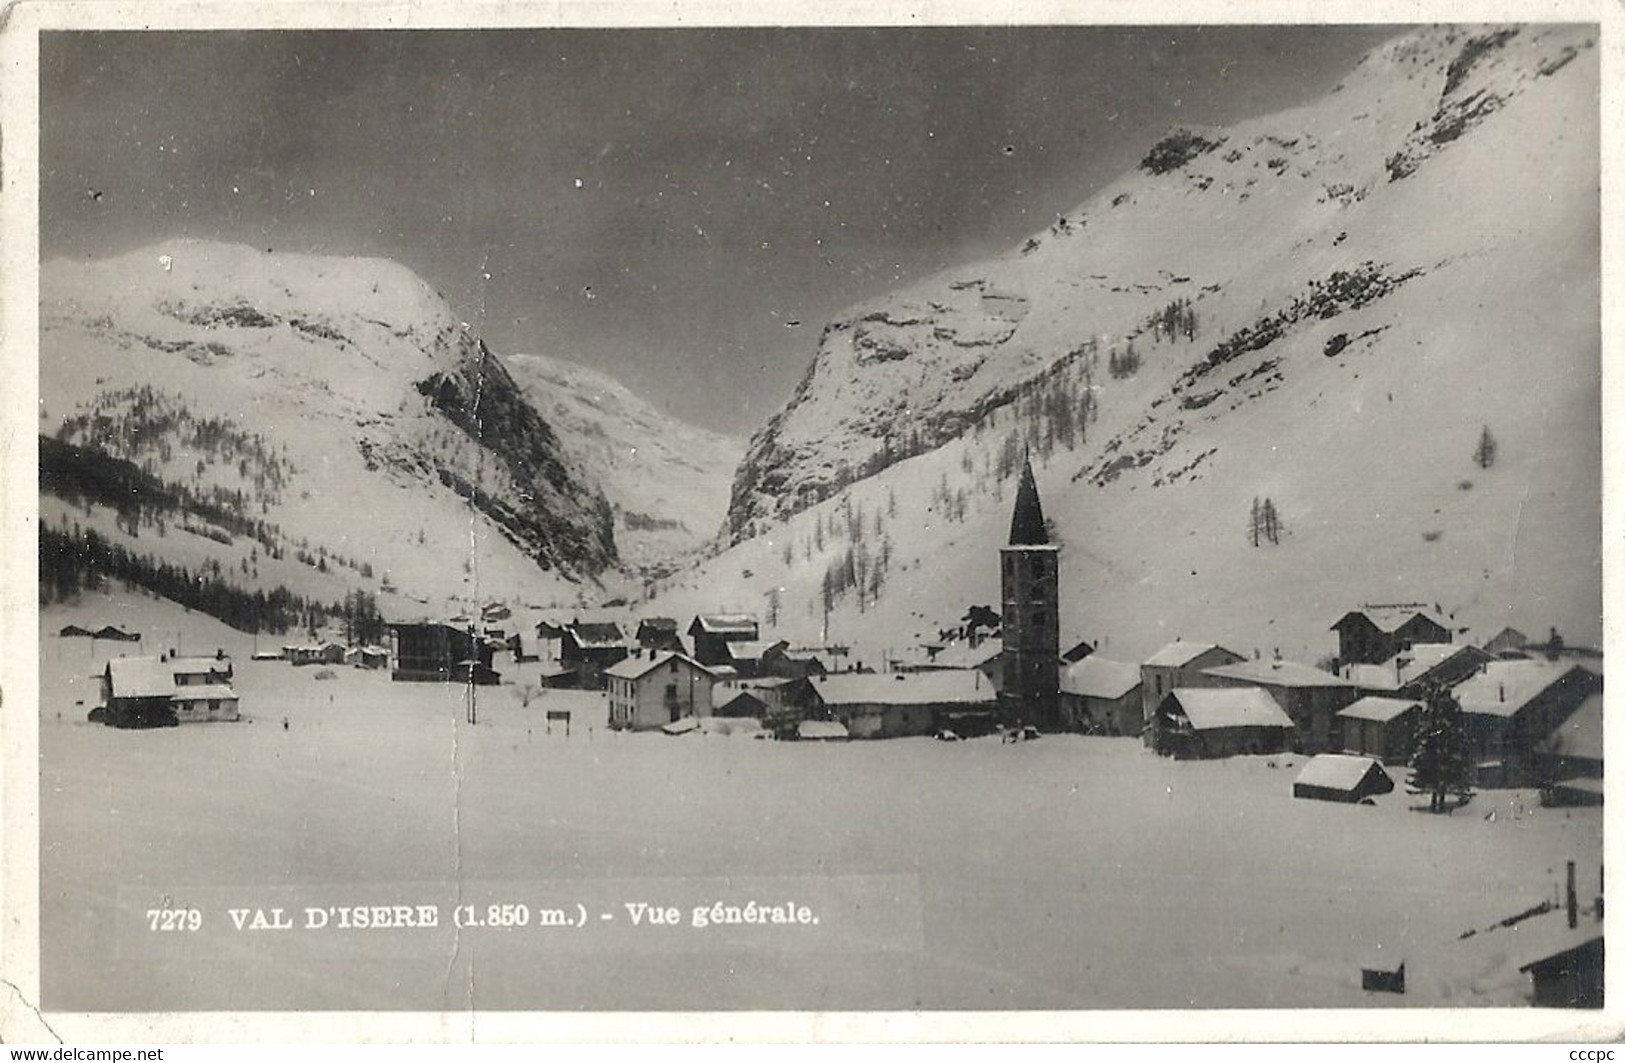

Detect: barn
[1454,659,1603,786]
[808,670,997,739]
[687,614,760,667]
[1139,642,1244,746]
[561,621,629,689]
[1152,688,1294,759]
[1292,754,1395,803]
[1197,658,1357,753]
[1059,656,1142,736]
[1336,696,1423,764]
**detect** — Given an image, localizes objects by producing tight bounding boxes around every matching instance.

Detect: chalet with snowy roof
[722,638,786,679]
[687,614,760,667]
[712,688,770,719]
[100,653,238,727]
[635,617,683,654]
[390,622,493,683]
[58,624,94,638]
[356,645,390,670]
[286,641,346,667]
[1292,753,1395,804]
[1198,658,1357,753]
[561,620,629,689]
[1330,605,1452,667]
[1453,659,1602,786]
[1483,627,1530,656]
[95,625,142,643]
[1342,643,1495,698]
[1515,898,1604,1008]
[810,670,998,739]
[1152,687,1295,759]
[1139,642,1244,746]
[1059,656,1142,736]
[605,651,716,731]
[908,639,1004,693]
[759,641,827,680]
[1336,696,1423,764]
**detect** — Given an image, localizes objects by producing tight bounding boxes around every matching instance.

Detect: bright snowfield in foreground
[39,592,1599,1012]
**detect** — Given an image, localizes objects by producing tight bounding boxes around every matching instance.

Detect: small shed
[713,689,770,719]
[1293,753,1395,803]
[1336,696,1423,764]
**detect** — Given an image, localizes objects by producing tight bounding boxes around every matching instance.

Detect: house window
[666,683,678,700]
[208,700,219,711]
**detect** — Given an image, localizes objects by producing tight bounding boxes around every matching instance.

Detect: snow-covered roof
[929,639,1003,670]
[169,655,232,674]
[712,688,768,713]
[691,614,758,634]
[1511,905,1604,971]
[636,617,679,633]
[811,670,996,707]
[602,651,708,681]
[1455,659,1593,719]
[1337,696,1423,723]
[798,719,849,740]
[105,658,178,699]
[726,640,769,662]
[1166,688,1293,731]
[1295,753,1389,792]
[169,684,239,702]
[1060,656,1141,700]
[1202,659,1349,689]
[568,621,625,648]
[1385,642,1485,680]
[1343,663,1401,691]
[1145,641,1236,668]
[1539,691,1603,761]
[1332,605,1451,634]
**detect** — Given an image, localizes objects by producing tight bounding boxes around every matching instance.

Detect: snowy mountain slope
[725,24,1597,542]
[39,241,619,617]
[653,24,1600,663]
[503,353,743,575]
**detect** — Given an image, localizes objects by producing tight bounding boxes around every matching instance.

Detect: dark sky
[41,26,1400,434]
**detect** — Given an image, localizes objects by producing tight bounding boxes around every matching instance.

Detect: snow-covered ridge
[723,23,1596,543]
[41,240,620,613]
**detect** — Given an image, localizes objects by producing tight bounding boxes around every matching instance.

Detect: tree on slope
[1473,425,1498,469]
[1408,684,1475,813]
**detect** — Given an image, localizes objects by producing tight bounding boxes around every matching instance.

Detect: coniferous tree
[1473,425,1498,469]
[1408,684,1475,812]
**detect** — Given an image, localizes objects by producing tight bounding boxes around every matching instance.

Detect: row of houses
[539,614,834,690]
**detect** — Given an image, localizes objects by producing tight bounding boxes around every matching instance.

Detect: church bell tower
[1000,456,1061,728]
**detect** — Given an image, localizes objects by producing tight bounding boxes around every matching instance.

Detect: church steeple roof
[1008,455,1049,546]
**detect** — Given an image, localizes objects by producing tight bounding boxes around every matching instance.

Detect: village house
[284,641,346,667]
[1196,658,1357,753]
[1059,656,1142,736]
[634,617,684,654]
[1341,643,1495,699]
[809,670,998,739]
[94,625,142,643]
[1453,658,1603,786]
[561,620,629,689]
[1535,691,1603,806]
[356,645,390,670]
[1336,695,1423,764]
[99,653,239,727]
[1152,687,1295,759]
[759,641,827,680]
[687,614,760,667]
[1139,642,1245,746]
[389,622,495,683]
[1482,626,1530,656]
[1292,753,1395,804]
[1329,605,1453,667]
[604,651,716,731]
